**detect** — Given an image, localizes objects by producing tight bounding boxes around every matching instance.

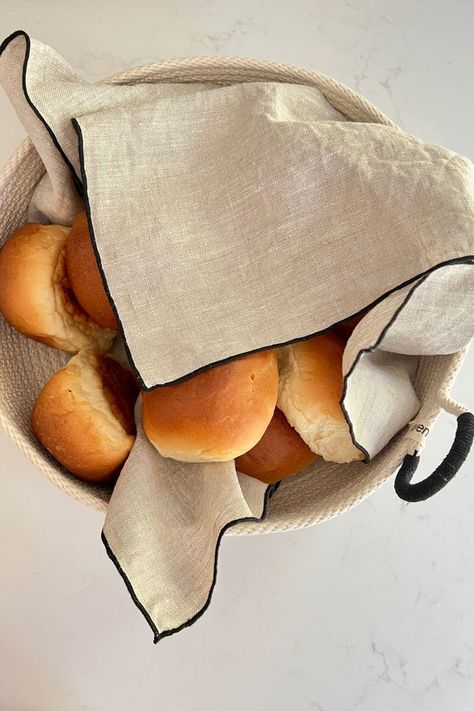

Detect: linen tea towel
[1,31,473,390]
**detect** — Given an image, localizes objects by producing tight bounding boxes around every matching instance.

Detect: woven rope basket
[0,57,467,534]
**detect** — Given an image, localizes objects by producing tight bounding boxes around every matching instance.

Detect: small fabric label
[405,421,431,453]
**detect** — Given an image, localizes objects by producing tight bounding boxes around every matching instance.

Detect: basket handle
[395,410,474,502]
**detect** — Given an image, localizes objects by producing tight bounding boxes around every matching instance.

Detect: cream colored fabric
[1,32,473,390]
[0,33,215,224]
[103,399,269,638]
[341,263,474,458]
[344,351,420,458]
[378,263,474,355]
[0,33,473,639]
[77,97,473,388]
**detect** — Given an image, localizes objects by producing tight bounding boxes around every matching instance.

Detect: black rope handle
[395,411,474,502]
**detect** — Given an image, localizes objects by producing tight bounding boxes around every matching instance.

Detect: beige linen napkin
[1,32,473,390]
[102,397,273,640]
[1,31,473,640]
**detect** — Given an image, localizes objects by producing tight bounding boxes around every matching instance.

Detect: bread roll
[235,407,317,483]
[0,223,115,352]
[32,349,139,483]
[142,351,279,462]
[66,212,118,330]
[278,333,364,463]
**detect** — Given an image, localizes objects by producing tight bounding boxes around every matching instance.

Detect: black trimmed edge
[339,265,457,463]
[101,480,280,643]
[0,30,83,193]
[72,118,140,375]
[70,122,474,396]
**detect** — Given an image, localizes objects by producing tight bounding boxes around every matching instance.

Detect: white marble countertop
[1,2,473,710]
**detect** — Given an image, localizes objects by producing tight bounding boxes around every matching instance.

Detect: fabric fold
[1,30,473,390]
[102,399,272,640]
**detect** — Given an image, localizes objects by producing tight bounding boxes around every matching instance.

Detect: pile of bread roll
[0,212,364,487]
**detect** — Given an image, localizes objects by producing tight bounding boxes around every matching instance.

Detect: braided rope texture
[0,57,465,532]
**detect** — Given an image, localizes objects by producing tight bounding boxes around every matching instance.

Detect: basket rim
[0,53,464,533]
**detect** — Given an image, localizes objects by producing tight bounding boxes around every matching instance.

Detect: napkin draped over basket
[0,31,473,641]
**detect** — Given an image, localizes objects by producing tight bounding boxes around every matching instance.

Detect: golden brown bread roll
[65,212,119,331]
[0,223,115,352]
[235,407,317,483]
[32,349,139,483]
[277,333,364,463]
[142,351,279,462]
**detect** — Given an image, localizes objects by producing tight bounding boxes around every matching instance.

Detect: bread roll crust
[66,212,118,331]
[0,223,115,352]
[278,333,364,463]
[32,349,138,482]
[235,407,317,483]
[142,351,279,462]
